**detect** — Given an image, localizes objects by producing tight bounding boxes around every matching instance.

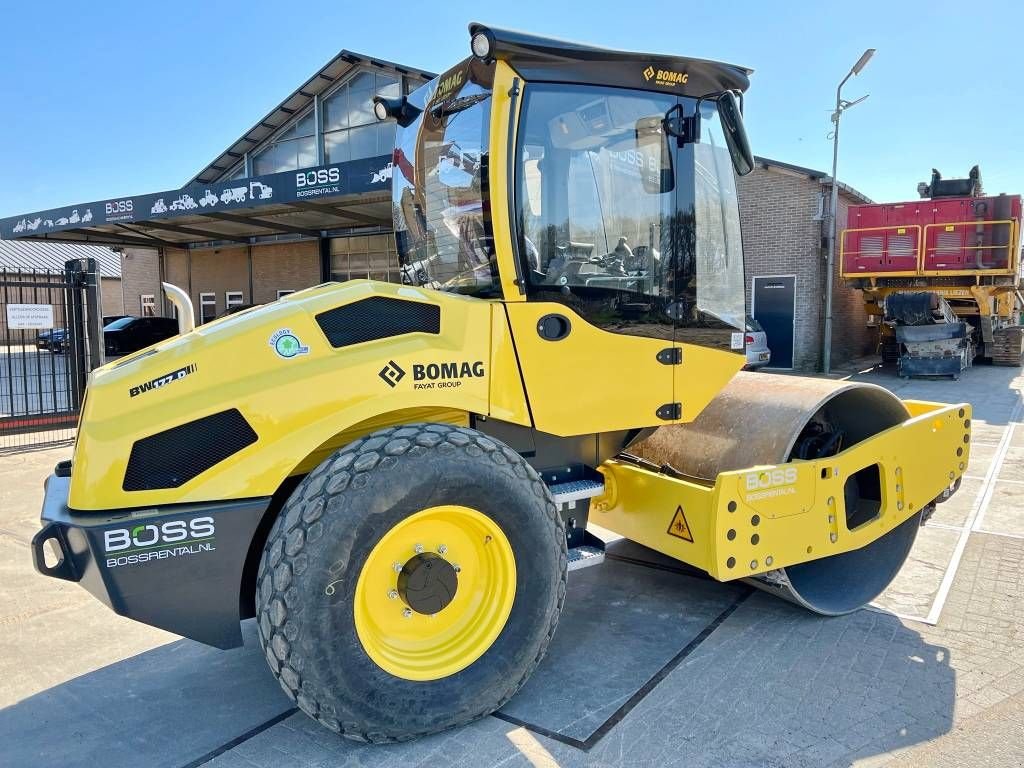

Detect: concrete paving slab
[873,525,960,618]
[498,556,744,743]
[0,621,294,768]
[976,480,1024,537]
[536,594,956,768]
[973,420,1011,445]
[967,441,998,469]
[994,446,1024,482]
[927,476,983,528]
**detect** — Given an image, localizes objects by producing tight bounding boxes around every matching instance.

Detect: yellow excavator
[32,23,969,742]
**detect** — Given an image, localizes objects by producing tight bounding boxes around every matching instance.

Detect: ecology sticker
[269,328,309,359]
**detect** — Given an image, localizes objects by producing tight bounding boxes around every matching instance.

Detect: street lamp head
[851,48,876,76]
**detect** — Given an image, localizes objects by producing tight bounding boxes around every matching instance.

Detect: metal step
[549,478,605,506]
[567,544,605,571]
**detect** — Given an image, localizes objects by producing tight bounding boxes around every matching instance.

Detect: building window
[199,292,217,324]
[253,111,317,176]
[140,294,156,317]
[277,290,294,300]
[322,71,400,164]
[330,235,399,284]
[225,291,245,312]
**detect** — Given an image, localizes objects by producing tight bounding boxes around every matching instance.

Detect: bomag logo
[643,66,689,87]
[412,361,485,390]
[429,70,464,105]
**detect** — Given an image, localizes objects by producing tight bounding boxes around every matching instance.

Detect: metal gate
[0,258,103,452]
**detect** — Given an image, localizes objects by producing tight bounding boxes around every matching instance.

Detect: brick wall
[120,247,162,317]
[251,241,320,304]
[100,277,124,315]
[188,246,250,320]
[737,166,825,370]
[737,165,874,371]
[162,248,189,318]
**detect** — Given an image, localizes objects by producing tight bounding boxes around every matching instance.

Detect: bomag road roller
[32,23,971,742]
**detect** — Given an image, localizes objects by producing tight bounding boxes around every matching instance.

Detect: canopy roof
[0,155,395,249]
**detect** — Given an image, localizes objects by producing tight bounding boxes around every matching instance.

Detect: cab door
[504,83,682,437]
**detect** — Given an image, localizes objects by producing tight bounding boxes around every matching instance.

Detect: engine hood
[69,280,500,511]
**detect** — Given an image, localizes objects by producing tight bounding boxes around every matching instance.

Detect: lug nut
[749,560,758,569]
[414,543,424,554]
[897,501,904,511]
[765,556,774,566]
[392,562,403,573]
[402,608,413,618]
[453,564,461,573]
[387,590,398,600]
[830,533,838,543]
[437,544,448,555]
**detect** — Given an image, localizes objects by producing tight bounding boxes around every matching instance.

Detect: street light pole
[822,48,875,374]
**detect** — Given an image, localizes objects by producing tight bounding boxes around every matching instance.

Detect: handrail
[840,224,921,272]
[841,219,1020,275]
[922,219,1018,271]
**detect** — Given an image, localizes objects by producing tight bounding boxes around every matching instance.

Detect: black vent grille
[123,409,258,491]
[315,297,440,348]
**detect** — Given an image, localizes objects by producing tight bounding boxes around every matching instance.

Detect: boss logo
[104,517,215,553]
[296,167,340,188]
[104,199,133,215]
[745,467,798,491]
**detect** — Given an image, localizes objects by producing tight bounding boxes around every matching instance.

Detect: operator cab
[381,24,754,353]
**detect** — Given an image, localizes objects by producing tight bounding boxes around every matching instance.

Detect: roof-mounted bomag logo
[643,66,689,87]
[428,70,465,106]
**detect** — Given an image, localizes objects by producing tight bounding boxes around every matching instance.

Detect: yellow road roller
[32,23,970,742]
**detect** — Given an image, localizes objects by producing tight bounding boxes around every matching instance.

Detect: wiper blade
[431,92,490,117]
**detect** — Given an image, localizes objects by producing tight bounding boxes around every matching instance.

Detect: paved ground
[2,362,1024,767]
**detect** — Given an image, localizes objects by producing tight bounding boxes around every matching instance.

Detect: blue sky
[1,1,1021,217]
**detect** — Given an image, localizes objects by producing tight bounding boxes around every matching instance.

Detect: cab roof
[469,22,752,97]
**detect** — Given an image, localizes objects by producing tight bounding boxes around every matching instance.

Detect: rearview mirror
[716,91,754,176]
[634,116,674,194]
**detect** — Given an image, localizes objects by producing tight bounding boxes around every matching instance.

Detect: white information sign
[6,303,55,330]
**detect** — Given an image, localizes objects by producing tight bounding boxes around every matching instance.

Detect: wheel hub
[397,552,458,614]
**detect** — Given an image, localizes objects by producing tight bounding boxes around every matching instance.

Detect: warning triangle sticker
[666,506,694,542]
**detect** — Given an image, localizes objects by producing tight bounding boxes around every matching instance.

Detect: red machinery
[841,167,1024,371]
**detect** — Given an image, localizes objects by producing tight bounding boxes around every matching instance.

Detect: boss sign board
[0,154,395,240]
[6,304,55,329]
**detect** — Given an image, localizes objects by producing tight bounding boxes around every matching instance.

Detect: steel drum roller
[630,372,921,614]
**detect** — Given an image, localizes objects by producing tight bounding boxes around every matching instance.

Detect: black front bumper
[33,471,270,649]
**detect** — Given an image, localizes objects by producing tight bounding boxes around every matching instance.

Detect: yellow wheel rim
[353,505,516,681]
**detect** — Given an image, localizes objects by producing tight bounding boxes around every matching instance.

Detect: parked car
[46,316,132,353]
[745,315,772,368]
[103,316,180,356]
[36,327,64,351]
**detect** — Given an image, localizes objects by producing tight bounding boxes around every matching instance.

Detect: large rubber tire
[255,422,567,742]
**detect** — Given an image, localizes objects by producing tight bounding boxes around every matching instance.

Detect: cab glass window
[392,60,500,297]
[515,84,678,338]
